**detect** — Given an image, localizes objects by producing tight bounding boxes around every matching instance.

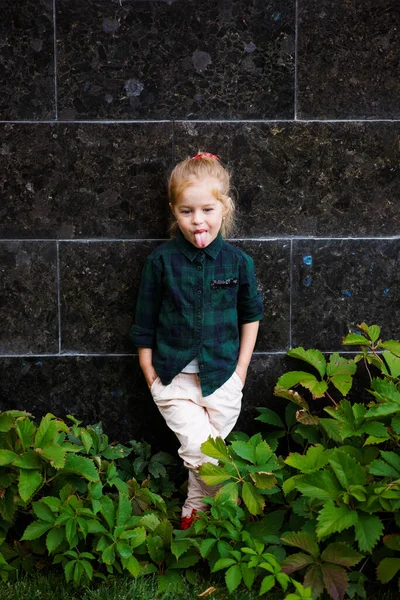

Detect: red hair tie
[191,152,219,160]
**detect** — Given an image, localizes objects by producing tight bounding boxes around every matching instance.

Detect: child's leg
[151,373,218,468]
[151,373,220,516]
[201,371,243,439]
[150,372,243,517]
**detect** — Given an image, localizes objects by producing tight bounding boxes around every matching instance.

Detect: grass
[0,571,283,600]
[0,572,398,600]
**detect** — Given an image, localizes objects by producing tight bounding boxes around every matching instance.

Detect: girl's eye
[204,208,214,212]
[181,210,191,214]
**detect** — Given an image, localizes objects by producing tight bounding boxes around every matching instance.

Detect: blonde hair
[168,153,236,238]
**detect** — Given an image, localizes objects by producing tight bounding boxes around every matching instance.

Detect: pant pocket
[232,371,244,391]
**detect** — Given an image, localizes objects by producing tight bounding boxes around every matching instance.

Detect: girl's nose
[192,211,204,224]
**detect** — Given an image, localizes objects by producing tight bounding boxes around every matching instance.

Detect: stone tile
[234,240,290,352]
[0,356,176,449]
[297,0,400,119]
[0,242,58,354]
[0,123,172,239]
[0,0,55,119]
[60,241,159,353]
[56,0,295,119]
[292,239,400,351]
[174,121,400,236]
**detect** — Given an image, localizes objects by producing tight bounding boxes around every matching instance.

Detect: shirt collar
[176,230,223,261]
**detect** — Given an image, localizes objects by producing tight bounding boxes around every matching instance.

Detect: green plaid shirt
[130,231,263,396]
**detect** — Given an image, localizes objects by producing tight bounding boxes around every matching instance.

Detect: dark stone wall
[1,0,399,449]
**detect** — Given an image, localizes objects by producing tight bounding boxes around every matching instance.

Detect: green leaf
[259,574,275,595]
[116,541,132,559]
[66,518,77,547]
[200,538,217,558]
[225,564,242,594]
[306,380,328,398]
[39,444,67,469]
[100,496,115,530]
[280,532,319,559]
[0,450,18,466]
[255,441,273,465]
[255,408,284,429]
[63,453,99,482]
[147,535,165,563]
[80,559,93,582]
[320,419,342,443]
[13,451,42,469]
[382,352,400,378]
[79,429,93,453]
[200,436,230,462]
[46,528,65,553]
[139,513,160,531]
[250,472,277,490]
[285,445,331,474]
[320,543,363,567]
[296,471,342,500]
[21,520,52,541]
[320,563,348,600]
[276,371,318,389]
[34,415,58,449]
[287,348,327,378]
[328,451,366,488]
[370,378,400,404]
[342,333,370,346]
[303,565,324,599]
[116,493,131,527]
[241,563,255,589]
[0,414,15,432]
[32,501,56,523]
[377,558,400,584]
[171,539,193,560]
[330,375,354,397]
[316,501,358,540]
[230,441,256,463]
[327,353,357,377]
[122,555,140,577]
[199,462,232,485]
[241,481,265,515]
[379,340,400,357]
[18,469,42,502]
[102,544,115,565]
[354,514,384,553]
[281,553,314,574]
[16,418,36,448]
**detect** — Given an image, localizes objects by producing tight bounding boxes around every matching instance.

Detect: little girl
[131,152,263,528]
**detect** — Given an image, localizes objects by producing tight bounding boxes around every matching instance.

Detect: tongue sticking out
[194,231,207,247]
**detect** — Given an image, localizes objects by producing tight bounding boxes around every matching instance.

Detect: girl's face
[170,177,227,249]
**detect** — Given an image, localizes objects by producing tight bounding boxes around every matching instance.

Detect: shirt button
[197,289,202,295]
[199,364,204,370]
[197,264,202,271]
[197,313,202,320]
[196,338,201,345]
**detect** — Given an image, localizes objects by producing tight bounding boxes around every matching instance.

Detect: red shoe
[180,509,197,530]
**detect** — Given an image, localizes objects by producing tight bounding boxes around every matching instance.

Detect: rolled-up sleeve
[237,254,264,324]
[129,254,162,348]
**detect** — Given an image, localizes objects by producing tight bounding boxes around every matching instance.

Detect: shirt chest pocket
[211,278,238,309]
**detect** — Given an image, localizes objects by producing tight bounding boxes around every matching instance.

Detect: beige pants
[150,371,243,517]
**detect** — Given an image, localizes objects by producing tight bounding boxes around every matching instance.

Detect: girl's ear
[169,202,176,215]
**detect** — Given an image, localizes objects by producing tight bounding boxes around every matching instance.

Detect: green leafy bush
[1,322,400,600]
